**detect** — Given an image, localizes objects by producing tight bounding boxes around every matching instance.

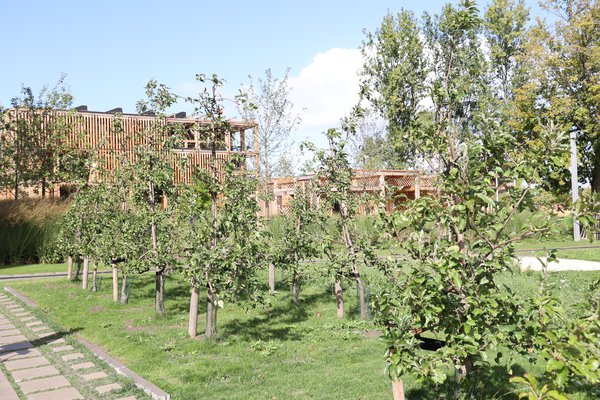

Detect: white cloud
[288,48,363,146]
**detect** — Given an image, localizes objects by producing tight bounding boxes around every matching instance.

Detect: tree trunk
[292,273,300,305]
[592,159,600,193]
[74,259,81,279]
[453,358,473,400]
[82,257,89,289]
[67,256,73,280]
[356,275,367,319]
[155,271,165,316]
[341,205,367,319]
[112,261,119,303]
[205,287,218,339]
[392,380,405,400]
[335,277,344,319]
[188,286,200,338]
[268,263,276,294]
[92,264,98,292]
[120,273,128,304]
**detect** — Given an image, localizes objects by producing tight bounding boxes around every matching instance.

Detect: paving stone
[27,387,83,400]
[51,345,74,352]
[10,308,25,313]
[43,337,65,346]
[26,321,42,327]
[5,356,50,371]
[62,352,84,361]
[37,331,57,338]
[70,362,95,370]
[20,316,35,322]
[0,329,20,337]
[81,371,108,381]
[0,340,33,353]
[0,368,20,400]
[14,312,31,317]
[5,304,20,309]
[115,397,138,400]
[31,326,49,332]
[12,365,60,382]
[0,323,16,330]
[0,348,42,361]
[18,375,71,394]
[95,382,122,394]
[0,334,28,344]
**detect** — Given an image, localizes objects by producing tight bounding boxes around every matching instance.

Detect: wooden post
[82,257,89,289]
[392,380,405,400]
[188,286,199,338]
[268,263,276,294]
[415,174,421,199]
[67,256,73,280]
[112,261,119,303]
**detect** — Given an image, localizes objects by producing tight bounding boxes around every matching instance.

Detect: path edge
[3,286,170,400]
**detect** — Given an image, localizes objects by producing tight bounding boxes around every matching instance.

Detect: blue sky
[1,0,548,149]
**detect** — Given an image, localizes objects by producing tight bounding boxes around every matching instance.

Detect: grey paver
[0,368,20,400]
[95,382,122,394]
[31,326,49,332]
[0,323,16,330]
[0,334,28,344]
[62,352,84,361]
[18,375,71,394]
[12,365,60,382]
[43,337,65,346]
[27,387,83,400]
[51,345,74,352]
[26,321,42,327]
[0,340,33,353]
[5,355,50,371]
[0,329,20,337]
[70,362,94,370]
[20,316,35,322]
[14,312,31,317]
[116,397,138,400]
[0,347,42,361]
[81,371,108,381]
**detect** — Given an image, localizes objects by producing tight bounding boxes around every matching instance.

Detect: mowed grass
[0,262,66,275]
[5,268,600,399]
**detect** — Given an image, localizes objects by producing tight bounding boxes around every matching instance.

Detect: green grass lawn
[514,239,600,261]
[0,262,66,275]
[4,268,600,399]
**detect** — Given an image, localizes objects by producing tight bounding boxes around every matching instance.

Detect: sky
[1,0,549,151]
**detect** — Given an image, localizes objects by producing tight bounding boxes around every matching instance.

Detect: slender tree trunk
[67,256,73,280]
[205,286,217,339]
[341,205,367,319]
[92,264,98,292]
[292,272,300,305]
[268,263,276,294]
[335,277,344,319]
[74,259,81,279]
[82,257,89,289]
[155,271,165,316]
[453,357,473,400]
[392,380,405,400]
[120,273,128,304]
[188,286,199,338]
[112,261,119,303]
[592,159,600,193]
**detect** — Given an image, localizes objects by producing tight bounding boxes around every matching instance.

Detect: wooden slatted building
[0,107,259,199]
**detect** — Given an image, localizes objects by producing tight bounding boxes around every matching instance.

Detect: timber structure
[0,107,259,199]
[262,169,436,217]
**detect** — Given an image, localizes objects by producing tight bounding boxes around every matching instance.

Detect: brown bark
[120,273,128,304]
[205,287,218,339]
[592,160,600,193]
[341,203,367,319]
[453,357,473,400]
[155,271,165,316]
[112,262,119,303]
[268,263,276,294]
[335,278,344,319]
[188,286,200,338]
[392,380,405,400]
[292,273,300,305]
[82,257,89,289]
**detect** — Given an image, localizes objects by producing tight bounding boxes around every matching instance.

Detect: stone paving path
[0,292,145,400]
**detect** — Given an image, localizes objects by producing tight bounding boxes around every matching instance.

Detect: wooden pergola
[262,169,437,217]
